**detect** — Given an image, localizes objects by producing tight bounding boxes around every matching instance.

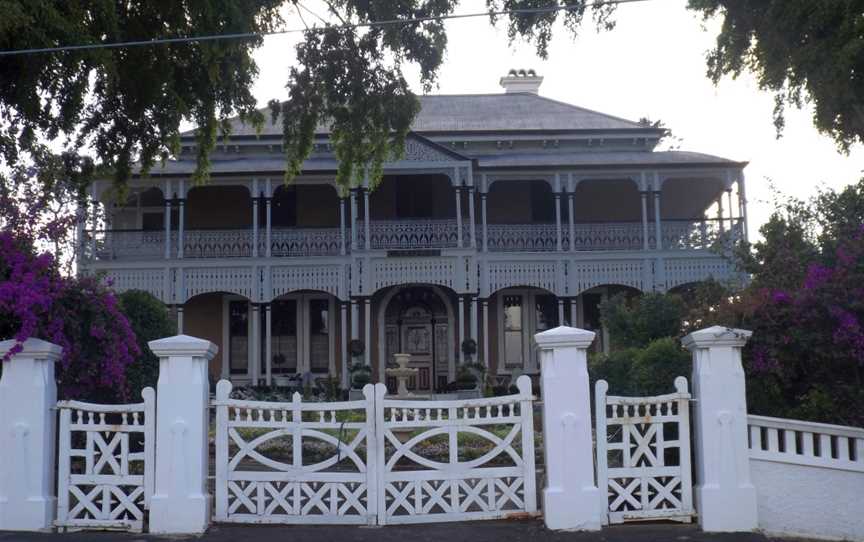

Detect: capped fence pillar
[0,338,62,531]
[534,326,604,530]
[682,326,758,532]
[148,334,217,534]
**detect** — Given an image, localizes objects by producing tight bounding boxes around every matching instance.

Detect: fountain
[385,353,429,443]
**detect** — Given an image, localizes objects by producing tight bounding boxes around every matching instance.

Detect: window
[228,301,249,375]
[503,295,524,369]
[270,300,297,374]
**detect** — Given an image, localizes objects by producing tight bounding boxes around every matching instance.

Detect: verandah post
[148,334,217,534]
[534,326,604,530]
[0,338,62,531]
[682,326,758,532]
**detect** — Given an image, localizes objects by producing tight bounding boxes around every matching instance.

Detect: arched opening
[181,291,251,383]
[375,284,456,392]
[661,177,729,250]
[272,184,339,228]
[486,180,557,252]
[103,186,167,260]
[186,185,251,230]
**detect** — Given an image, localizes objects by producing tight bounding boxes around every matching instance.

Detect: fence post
[682,326,758,532]
[534,326,604,530]
[0,338,62,531]
[148,334,217,534]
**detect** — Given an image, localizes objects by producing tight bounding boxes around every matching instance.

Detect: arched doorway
[379,285,454,393]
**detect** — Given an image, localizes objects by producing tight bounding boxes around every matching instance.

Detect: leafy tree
[589,337,691,396]
[600,292,685,349]
[0,0,615,194]
[688,0,864,151]
[119,290,176,396]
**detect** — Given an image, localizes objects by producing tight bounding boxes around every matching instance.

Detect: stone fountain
[387,353,417,397]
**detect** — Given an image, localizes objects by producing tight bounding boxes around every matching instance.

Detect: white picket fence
[55,388,156,532]
[594,378,694,524]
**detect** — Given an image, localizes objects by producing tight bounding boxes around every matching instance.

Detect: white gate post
[682,326,758,532]
[534,326,604,531]
[0,338,62,531]
[148,334,217,534]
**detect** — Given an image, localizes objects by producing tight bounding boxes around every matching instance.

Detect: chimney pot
[499,69,543,94]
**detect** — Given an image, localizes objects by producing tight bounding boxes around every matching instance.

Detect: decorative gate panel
[55,388,156,532]
[375,376,537,524]
[594,378,693,524]
[213,381,378,525]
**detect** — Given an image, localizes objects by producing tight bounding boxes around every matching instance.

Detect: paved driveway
[0,521,801,542]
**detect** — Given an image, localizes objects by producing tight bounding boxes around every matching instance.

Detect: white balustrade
[183,229,253,258]
[747,415,864,472]
[269,227,343,257]
[486,224,558,252]
[359,219,465,250]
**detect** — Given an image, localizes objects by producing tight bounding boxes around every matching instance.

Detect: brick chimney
[499,69,543,94]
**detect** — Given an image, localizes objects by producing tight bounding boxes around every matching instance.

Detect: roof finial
[499,69,543,94]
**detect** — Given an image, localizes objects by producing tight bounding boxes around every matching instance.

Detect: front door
[401,320,433,392]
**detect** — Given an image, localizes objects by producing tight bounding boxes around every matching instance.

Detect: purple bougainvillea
[0,230,139,400]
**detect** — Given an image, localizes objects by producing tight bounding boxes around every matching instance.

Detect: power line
[0,0,650,57]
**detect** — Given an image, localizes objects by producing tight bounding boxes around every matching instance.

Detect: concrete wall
[751,459,864,541]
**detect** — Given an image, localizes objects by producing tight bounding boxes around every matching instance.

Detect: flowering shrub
[0,231,139,401]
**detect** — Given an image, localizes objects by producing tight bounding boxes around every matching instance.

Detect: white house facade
[79,71,748,390]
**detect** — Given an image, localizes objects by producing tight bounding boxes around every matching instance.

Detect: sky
[249,0,864,240]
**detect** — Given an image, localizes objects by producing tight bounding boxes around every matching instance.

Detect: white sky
[250,0,864,239]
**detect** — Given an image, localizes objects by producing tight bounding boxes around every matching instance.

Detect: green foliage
[589,337,691,397]
[600,292,685,348]
[118,290,175,396]
[687,0,864,151]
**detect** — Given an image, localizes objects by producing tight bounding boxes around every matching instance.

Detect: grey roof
[203,93,653,139]
[139,150,741,177]
[476,150,744,169]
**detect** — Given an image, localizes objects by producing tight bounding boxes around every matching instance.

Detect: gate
[55,388,156,532]
[212,376,537,525]
[376,375,537,524]
[594,377,693,524]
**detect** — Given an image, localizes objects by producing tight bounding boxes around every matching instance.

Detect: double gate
[212,376,537,525]
[594,377,694,524]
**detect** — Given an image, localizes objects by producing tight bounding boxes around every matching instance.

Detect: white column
[250,304,260,384]
[468,186,477,249]
[568,192,575,252]
[738,173,749,242]
[363,298,371,367]
[350,189,358,250]
[682,326,758,532]
[339,197,347,255]
[457,296,465,364]
[0,338,61,531]
[470,296,479,347]
[569,298,578,328]
[177,198,185,259]
[340,302,349,386]
[164,197,172,259]
[177,306,184,334]
[351,299,359,340]
[363,189,371,251]
[265,197,272,258]
[481,192,488,252]
[653,190,662,251]
[717,195,725,234]
[265,304,272,386]
[554,193,562,252]
[147,335,217,534]
[455,186,463,248]
[534,327,603,531]
[557,298,565,325]
[482,299,489,367]
[252,196,259,258]
[641,191,649,251]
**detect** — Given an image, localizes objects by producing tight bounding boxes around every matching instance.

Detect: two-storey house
[80,71,747,392]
